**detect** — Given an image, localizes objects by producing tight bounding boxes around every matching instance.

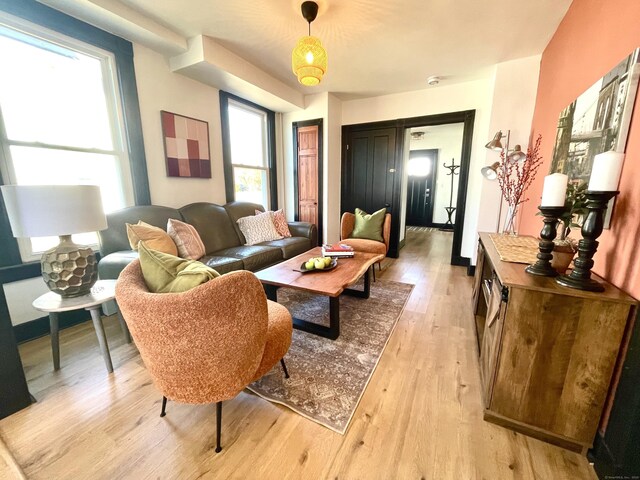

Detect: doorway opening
[341,110,474,265]
[400,123,464,252]
[293,119,323,245]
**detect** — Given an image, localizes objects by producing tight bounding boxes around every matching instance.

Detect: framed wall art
[550,48,640,182]
[161,111,211,178]
[549,48,640,226]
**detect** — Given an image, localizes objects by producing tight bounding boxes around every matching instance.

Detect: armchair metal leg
[280,358,290,379]
[215,401,222,453]
[160,396,168,417]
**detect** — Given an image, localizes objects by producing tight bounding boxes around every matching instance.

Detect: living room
[0,0,639,478]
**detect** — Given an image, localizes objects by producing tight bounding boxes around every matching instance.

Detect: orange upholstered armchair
[115,260,292,452]
[340,212,391,280]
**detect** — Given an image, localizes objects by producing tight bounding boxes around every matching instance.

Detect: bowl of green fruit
[298,256,338,273]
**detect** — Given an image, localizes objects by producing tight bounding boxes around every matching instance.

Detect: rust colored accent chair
[340,212,391,280]
[115,260,292,452]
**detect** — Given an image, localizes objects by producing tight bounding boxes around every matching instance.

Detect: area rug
[247,279,414,434]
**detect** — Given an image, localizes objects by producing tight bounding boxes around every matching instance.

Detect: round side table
[32,280,131,374]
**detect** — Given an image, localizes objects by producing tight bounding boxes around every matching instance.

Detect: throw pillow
[167,218,206,260]
[255,209,291,238]
[350,207,386,242]
[126,221,178,256]
[237,211,282,245]
[138,242,219,293]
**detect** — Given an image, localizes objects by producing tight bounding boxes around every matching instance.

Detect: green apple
[323,257,332,267]
[314,259,325,270]
[305,260,315,270]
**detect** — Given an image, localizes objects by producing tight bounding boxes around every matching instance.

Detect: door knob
[385,203,390,207]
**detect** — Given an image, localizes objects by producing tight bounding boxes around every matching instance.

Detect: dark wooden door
[406,150,437,226]
[342,127,397,216]
[297,125,319,229]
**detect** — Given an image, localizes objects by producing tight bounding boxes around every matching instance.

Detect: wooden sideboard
[472,232,637,453]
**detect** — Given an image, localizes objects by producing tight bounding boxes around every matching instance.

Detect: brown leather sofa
[98,201,317,279]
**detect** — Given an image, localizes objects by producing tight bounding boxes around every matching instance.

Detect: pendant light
[292,1,327,86]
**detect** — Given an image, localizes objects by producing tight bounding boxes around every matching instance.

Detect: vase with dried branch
[496,134,544,235]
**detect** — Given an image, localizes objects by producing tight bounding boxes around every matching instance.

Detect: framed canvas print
[161,111,211,178]
[549,48,640,227]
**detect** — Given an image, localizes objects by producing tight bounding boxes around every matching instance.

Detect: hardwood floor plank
[0,231,596,479]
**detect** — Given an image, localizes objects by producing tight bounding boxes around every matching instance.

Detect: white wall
[342,78,495,260]
[475,55,541,241]
[409,123,464,224]
[282,92,342,244]
[133,43,226,207]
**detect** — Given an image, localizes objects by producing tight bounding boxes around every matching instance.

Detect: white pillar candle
[588,151,625,191]
[540,173,568,206]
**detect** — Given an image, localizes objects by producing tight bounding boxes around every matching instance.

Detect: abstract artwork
[550,48,640,184]
[161,111,211,178]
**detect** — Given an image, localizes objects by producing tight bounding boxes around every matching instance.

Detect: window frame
[0,0,150,268]
[0,14,135,261]
[220,91,278,209]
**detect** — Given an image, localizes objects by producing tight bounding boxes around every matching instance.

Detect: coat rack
[442,158,459,230]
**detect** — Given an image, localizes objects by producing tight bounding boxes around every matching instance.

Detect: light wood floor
[0,231,596,479]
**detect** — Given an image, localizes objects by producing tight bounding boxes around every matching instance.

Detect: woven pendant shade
[291,35,327,86]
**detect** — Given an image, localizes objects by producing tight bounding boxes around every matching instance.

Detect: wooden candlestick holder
[525,205,566,277]
[556,191,619,292]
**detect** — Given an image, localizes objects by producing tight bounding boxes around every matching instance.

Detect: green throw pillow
[350,207,386,242]
[138,242,219,293]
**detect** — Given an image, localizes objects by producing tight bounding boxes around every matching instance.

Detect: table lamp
[1,185,107,298]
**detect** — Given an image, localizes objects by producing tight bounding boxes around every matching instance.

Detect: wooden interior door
[406,149,437,227]
[297,125,319,237]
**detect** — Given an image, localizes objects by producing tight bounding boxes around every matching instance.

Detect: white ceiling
[117,0,571,99]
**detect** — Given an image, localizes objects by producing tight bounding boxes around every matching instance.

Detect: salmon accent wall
[519,0,640,299]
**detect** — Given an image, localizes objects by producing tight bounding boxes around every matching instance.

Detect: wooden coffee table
[255,247,384,340]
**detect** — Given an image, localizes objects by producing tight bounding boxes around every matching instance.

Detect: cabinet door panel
[480,280,506,407]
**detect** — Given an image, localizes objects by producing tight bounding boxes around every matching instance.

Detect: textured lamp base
[41,235,98,298]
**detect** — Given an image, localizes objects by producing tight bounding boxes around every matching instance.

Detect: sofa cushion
[138,242,219,293]
[212,245,282,272]
[99,205,182,257]
[237,211,282,245]
[126,221,178,256]
[98,250,139,280]
[199,255,244,274]
[258,237,311,259]
[167,218,206,260]
[339,238,386,255]
[179,203,242,253]
[351,207,386,242]
[224,201,265,244]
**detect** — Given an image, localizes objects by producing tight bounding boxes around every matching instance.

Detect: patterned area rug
[248,279,414,434]
[407,226,450,232]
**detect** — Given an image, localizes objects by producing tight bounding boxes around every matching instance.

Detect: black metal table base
[262,267,371,340]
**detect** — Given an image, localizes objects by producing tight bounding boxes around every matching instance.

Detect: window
[220,92,277,209]
[0,15,134,261]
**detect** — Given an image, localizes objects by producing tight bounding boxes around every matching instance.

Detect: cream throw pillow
[126,221,178,256]
[256,209,291,238]
[167,218,206,260]
[237,211,282,245]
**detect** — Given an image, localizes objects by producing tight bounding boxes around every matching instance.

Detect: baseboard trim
[451,256,470,267]
[14,310,90,344]
[399,238,406,250]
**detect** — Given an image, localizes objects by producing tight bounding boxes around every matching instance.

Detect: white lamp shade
[1,185,107,238]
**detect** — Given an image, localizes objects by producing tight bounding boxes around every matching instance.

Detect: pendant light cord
[308,22,311,36]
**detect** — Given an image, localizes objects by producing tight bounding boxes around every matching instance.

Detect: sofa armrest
[288,222,317,246]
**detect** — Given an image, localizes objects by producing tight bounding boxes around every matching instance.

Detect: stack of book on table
[321,243,355,258]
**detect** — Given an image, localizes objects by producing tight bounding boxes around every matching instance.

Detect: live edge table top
[254,247,384,297]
